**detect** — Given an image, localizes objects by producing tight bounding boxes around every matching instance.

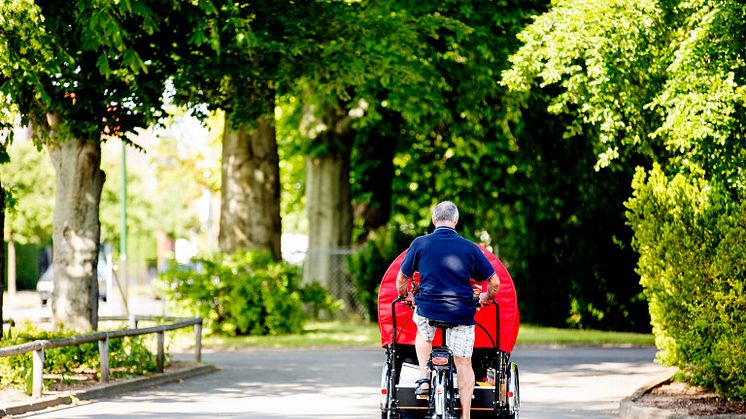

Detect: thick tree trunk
[302,103,354,303]
[218,111,282,260]
[1,182,5,330]
[48,133,105,331]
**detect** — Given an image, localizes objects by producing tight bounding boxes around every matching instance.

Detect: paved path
[513,346,667,418]
[17,346,666,419]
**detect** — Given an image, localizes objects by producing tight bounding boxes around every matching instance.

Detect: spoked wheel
[430,370,459,419]
[506,362,520,419]
[380,363,397,419]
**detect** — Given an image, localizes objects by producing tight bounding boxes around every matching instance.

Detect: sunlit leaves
[502,0,746,189]
[502,0,665,169]
[1,0,172,143]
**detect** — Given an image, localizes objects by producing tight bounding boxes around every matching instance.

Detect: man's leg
[412,311,435,392]
[453,356,474,419]
[415,330,433,383]
[449,325,476,419]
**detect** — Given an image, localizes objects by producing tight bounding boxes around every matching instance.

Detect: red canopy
[377,245,519,353]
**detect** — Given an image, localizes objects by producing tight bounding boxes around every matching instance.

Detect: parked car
[37,259,109,306]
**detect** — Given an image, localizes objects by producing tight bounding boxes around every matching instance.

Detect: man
[396,201,500,419]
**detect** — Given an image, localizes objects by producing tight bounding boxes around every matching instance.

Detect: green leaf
[96,52,110,76]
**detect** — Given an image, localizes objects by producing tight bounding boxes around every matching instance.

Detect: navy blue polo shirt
[400,226,495,325]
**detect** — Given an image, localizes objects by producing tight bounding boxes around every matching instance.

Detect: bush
[158,250,305,336]
[348,224,415,320]
[298,281,344,320]
[627,164,746,400]
[0,323,157,394]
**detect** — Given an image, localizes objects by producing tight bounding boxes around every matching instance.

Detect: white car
[36,262,108,306]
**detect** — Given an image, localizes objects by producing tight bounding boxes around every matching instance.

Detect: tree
[299,96,356,299]
[335,0,654,330]
[167,1,288,260]
[296,1,463,305]
[502,0,746,394]
[1,0,173,330]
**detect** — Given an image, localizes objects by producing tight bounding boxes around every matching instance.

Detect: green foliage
[297,282,344,320]
[502,0,665,167]
[505,0,746,397]
[0,0,172,143]
[627,164,746,399]
[347,224,416,320]
[0,323,157,394]
[0,138,54,244]
[159,250,305,336]
[502,0,746,187]
[348,0,651,331]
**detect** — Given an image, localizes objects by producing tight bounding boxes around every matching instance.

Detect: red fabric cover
[377,245,519,353]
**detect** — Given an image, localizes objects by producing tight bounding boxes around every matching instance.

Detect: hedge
[627,164,746,399]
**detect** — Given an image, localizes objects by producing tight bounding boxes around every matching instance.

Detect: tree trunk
[1,181,5,331]
[302,103,354,304]
[48,131,105,331]
[218,111,282,260]
[352,113,400,240]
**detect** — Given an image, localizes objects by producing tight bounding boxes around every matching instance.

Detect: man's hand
[477,274,501,310]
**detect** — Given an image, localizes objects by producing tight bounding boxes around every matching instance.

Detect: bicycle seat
[428,319,458,329]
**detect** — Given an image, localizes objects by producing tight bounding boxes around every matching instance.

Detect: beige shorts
[412,309,475,358]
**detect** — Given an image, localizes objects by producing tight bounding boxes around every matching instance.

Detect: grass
[169,321,655,351]
[516,324,656,346]
[201,321,381,349]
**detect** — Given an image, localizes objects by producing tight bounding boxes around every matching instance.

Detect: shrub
[627,164,746,399]
[158,250,305,335]
[298,281,344,320]
[348,224,415,320]
[0,323,157,394]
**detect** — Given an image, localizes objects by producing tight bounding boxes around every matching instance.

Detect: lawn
[183,321,655,350]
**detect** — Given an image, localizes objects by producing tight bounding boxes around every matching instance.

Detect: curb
[0,364,218,417]
[619,368,746,419]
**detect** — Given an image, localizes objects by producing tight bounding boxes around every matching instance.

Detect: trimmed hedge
[627,164,746,400]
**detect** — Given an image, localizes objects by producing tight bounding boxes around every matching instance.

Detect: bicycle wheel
[506,362,520,419]
[433,370,445,418]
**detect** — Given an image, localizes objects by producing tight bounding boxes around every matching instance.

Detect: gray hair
[432,201,459,223]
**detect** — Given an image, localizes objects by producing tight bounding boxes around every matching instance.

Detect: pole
[120,141,128,314]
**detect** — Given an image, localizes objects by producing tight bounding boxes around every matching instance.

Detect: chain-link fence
[297,247,370,319]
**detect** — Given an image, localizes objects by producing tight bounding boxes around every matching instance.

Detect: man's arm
[479,273,501,305]
[396,270,411,298]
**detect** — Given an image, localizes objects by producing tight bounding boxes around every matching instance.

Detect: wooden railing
[0,316,202,398]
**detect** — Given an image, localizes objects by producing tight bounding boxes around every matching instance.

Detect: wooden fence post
[156,331,164,373]
[194,322,202,363]
[99,335,110,383]
[32,348,44,398]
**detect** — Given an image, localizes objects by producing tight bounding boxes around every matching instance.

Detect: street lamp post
[120,141,129,314]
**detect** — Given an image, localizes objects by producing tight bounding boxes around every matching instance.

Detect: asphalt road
[16,346,666,419]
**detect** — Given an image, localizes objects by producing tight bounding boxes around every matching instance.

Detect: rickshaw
[378,245,520,418]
